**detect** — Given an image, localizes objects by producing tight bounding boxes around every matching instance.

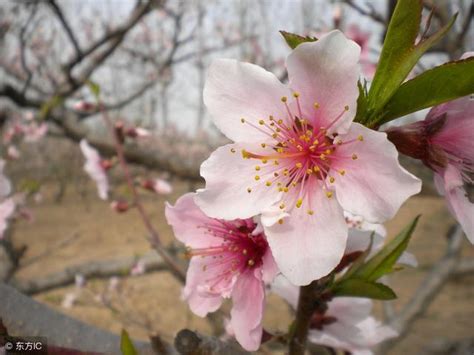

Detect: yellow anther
[296,199,303,208]
[276,128,281,133]
[278,187,283,192]
[336,140,343,145]
[277,182,282,187]
[306,130,313,137]
[277,148,284,153]
[293,92,300,98]
[320,154,326,160]
[329,176,335,183]
[270,122,275,126]
[279,203,285,209]
[352,153,358,160]
[295,162,303,168]
[306,169,313,174]
[242,249,248,255]
[269,115,274,121]
[326,191,333,198]
[272,133,278,138]
[339,169,346,176]
[274,172,279,177]
[344,105,349,111]
[262,159,268,164]
[241,118,245,123]
[307,210,314,215]
[278,219,284,224]
[278,119,283,124]
[230,148,236,153]
[255,175,260,181]
[309,146,316,152]
[314,102,320,109]
[255,166,261,171]
[325,149,332,155]
[313,166,320,172]
[313,139,319,145]
[247,188,252,193]
[281,96,288,103]
[266,181,272,187]
[357,135,364,141]
[248,259,255,266]
[291,182,297,187]
[283,187,289,193]
[259,119,265,125]
[297,145,303,151]
[274,160,279,165]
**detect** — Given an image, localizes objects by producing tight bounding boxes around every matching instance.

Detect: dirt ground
[11,179,474,354]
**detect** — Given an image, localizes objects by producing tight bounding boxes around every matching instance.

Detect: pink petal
[332,123,421,223]
[195,143,281,220]
[204,59,290,143]
[286,30,360,135]
[154,178,173,195]
[80,140,109,200]
[230,271,264,351]
[183,258,224,317]
[264,187,348,285]
[261,248,279,283]
[165,193,225,248]
[439,165,474,243]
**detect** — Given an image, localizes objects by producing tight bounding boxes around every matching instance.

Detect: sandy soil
[10,180,474,354]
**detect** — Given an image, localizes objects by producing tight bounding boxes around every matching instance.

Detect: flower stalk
[289,277,331,355]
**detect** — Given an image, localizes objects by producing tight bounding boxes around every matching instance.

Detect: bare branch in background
[47,0,82,58]
[343,0,386,25]
[11,251,168,295]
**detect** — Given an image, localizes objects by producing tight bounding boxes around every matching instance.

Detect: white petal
[332,124,421,223]
[287,30,360,135]
[204,59,290,143]
[195,143,281,220]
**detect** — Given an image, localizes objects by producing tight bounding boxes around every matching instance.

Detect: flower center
[186,219,268,292]
[233,93,362,219]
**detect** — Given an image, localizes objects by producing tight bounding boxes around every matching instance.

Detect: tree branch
[47,0,82,59]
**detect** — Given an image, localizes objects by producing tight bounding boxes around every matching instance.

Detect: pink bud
[73,101,97,112]
[110,200,129,213]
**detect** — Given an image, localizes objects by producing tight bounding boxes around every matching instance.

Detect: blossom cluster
[163,30,437,352]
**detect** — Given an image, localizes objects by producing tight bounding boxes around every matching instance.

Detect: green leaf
[332,278,397,300]
[340,232,374,282]
[354,79,369,123]
[378,57,474,124]
[87,80,101,99]
[367,0,457,123]
[120,329,138,355]
[40,95,64,120]
[280,30,317,49]
[354,216,420,282]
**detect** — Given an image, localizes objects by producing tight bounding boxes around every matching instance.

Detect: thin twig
[99,103,186,283]
[48,0,82,58]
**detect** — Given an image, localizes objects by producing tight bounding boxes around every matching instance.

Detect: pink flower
[195,30,421,285]
[387,94,474,242]
[130,260,146,276]
[22,122,48,142]
[142,178,173,195]
[165,193,278,351]
[7,145,20,160]
[273,276,398,355]
[79,139,109,200]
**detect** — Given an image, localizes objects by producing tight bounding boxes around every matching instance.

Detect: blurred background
[0,0,473,354]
